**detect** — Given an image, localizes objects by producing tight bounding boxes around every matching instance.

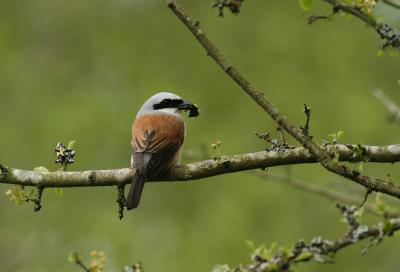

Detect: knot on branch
[212,0,244,17]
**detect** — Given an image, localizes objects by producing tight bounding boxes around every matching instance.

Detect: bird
[126,92,199,210]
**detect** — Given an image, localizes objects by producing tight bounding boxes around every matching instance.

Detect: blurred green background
[0,0,400,271]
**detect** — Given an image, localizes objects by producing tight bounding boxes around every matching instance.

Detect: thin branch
[383,0,400,9]
[1,144,400,188]
[33,186,43,212]
[76,260,90,272]
[166,0,400,200]
[373,89,400,122]
[323,0,377,26]
[117,185,126,219]
[255,171,399,217]
[322,0,400,49]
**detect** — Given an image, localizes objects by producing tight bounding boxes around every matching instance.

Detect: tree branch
[1,144,400,188]
[322,0,400,50]
[255,171,399,218]
[215,205,400,271]
[166,0,400,199]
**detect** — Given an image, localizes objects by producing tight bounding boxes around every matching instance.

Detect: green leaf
[55,188,63,196]
[68,140,76,149]
[34,166,49,173]
[245,240,255,250]
[379,47,399,57]
[212,264,231,272]
[5,187,25,205]
[295,251,313,261]
[376,49,385,56]
[268,263,278,271]
[383,220,393,234]
[375,193,386,212]
[68,252,81,263]
[336,130,344,140]
[299,0,314,11]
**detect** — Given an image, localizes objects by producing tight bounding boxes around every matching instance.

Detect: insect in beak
[178,101,199,117]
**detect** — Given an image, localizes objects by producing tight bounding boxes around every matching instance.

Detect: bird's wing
[131,115,184,178]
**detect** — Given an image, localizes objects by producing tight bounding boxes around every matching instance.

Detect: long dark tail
[126,171,146,210]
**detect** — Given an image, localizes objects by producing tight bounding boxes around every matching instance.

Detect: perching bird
[126,92,199,210]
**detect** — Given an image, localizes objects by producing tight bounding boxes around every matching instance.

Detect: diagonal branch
[1,144,400,188]
[166,0,400,199]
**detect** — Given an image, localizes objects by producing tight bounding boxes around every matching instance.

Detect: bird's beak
[178,101,199,118]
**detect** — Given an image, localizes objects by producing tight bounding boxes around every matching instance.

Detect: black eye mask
[153,99,184,110]
[153,98,200,118]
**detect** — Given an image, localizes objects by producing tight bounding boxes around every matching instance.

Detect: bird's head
[137,92,199,118]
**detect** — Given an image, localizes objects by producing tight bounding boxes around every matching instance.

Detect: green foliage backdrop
[0,0,399,271]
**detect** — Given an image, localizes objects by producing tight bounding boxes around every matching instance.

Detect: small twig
[277,126,287,145]
[117,185,126,220]
[360,189,372,208]
[300,104,311,137]
[254,171,399,217]
[33,186,44,212]
[308,15,329,25]
[75,259,91,272]
[383,0,400,10]
[322,0,400,50]
[254,131,272,142]
[372,89,400,122]
[255,130,294,153]
[23,186,44,211]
